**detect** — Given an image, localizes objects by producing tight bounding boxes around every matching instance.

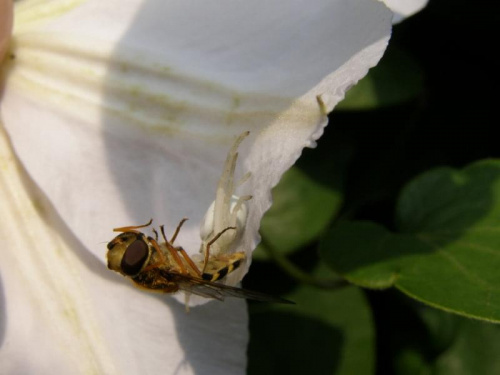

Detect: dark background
[244,1,499,374]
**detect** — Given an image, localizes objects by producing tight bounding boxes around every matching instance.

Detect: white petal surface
[0,0,392,372]
[383,0,429,23]
[2,0,391,279]
[0,126,248,373]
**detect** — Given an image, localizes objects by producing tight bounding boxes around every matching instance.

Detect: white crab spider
[199,131,252,259]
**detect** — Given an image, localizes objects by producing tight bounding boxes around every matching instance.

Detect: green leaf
[396,303,500,375]
[432,317,500,374]
[374,293,500,375]
[258,167,341,256]
[255,125,351,260]
[247,267,375,375]
[337,46,424,110]
[320,160,500,322]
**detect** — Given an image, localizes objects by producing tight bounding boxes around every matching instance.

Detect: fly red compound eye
[104,132,292,309]
[121,239,149,276]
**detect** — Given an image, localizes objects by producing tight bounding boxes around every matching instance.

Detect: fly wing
[166,272,294,304]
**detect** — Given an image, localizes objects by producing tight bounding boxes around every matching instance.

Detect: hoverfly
[106,218,292,304]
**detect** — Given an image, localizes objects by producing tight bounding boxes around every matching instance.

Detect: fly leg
[202,227,236,273]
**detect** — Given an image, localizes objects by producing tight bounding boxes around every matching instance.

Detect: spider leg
[236,172,251,188]
[229,195,252,226]
[214,132,249,234]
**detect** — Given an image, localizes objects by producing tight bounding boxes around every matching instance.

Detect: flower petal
[2,0,391,312]
[0,126,248,373]
[383,0,429,23]
[1,0,392,371]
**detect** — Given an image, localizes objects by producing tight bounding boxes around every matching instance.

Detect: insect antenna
[113,218,153,233]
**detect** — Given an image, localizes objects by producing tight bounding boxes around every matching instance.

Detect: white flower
[383,0,429,23]
[0,0,395,373]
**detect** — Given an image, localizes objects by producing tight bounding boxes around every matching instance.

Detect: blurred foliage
[337,47,424,110]
[320,161,500,322]
[255,166,342,259]
[248,266,374,375]
[245,1,499,374]
[254,128,349,260]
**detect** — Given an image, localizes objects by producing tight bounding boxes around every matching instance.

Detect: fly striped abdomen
[201,252,245,282]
